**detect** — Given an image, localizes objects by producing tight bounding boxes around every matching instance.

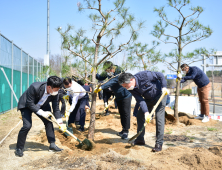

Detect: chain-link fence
[0,33,44,114]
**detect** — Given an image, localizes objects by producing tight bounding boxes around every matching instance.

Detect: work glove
[94,85,102,93]
[59,124,67,132]
[40,110,53,119]
[63,95,69,101]
[145,112,152,124]
[91,67,97,73]
[162,87,169,95]
[177,72,182,79]
[104,102,109,111]
[176,72,182,82]
[65,111,71,117]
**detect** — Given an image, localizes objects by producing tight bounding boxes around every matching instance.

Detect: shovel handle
[103,96,116,112]
[45,114,81,143]
[128,91,167,143]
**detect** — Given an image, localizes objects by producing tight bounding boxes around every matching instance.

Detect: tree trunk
[174,29,182,124]
[88,38,100,140]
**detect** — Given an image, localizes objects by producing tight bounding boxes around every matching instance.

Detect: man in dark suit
[15,76,65,157]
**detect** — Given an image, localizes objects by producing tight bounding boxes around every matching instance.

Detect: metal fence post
[11,41,13,110]
[27,54,29,87]
[20,48,22,95]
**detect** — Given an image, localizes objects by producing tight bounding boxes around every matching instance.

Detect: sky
[0,0,222,75]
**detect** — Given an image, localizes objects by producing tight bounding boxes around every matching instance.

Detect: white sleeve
[69,93,79,112]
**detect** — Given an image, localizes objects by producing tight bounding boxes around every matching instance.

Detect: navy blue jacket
[129,71,167,115]
[96,65,132,101]
[181,66,209,88]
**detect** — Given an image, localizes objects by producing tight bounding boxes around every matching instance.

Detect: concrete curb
[209,103,222,106]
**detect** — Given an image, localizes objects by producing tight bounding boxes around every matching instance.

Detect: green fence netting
[0,67,12,113]
[0,34,43,114]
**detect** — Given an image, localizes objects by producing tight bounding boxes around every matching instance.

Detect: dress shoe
[121,133,128,140]
[78,126,84,132]
[131,140,145,146]
[49,143,63,152]
[117,130,124,137]
[104,111,110,116]
[152,144,162,152]
[15,148,23,157]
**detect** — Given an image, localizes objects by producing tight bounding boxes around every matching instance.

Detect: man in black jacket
[15,76,65,157]
[94,61,132,140]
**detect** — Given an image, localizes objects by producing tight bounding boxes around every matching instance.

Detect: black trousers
[16,104,55,150]
[116,95,132,133]
[136,94,166,145]
[68,97,87,127]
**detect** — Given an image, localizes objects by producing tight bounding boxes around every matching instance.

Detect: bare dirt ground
[1,99,222,170]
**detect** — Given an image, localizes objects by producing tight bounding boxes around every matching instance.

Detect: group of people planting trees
[13,0,212,158]
[15,59,210,157]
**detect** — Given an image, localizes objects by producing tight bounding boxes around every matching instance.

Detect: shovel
[128,91,168,145]
[45,113,95,150]
[99,96,116,117]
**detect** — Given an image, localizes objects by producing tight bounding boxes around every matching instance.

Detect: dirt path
[0,102,222,170]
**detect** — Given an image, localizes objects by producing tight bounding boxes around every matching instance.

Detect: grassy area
[207,127,218,131]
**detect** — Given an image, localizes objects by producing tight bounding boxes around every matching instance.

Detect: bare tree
[127,41,162,71]
[151,0,213,123]
[59,0,143,140]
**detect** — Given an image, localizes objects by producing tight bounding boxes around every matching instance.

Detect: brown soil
[1,98,222,170]
[179,116,218,126]
[178,147,222,170]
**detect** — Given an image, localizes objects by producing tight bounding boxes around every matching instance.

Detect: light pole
[59,26,62,77]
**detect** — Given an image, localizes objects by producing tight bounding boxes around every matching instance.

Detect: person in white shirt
[63,77,87,131]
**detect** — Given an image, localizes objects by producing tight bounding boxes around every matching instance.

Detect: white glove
[177,73,182,79]
[38,109,52,118]
[145,112,152,123]
[65,111,71,117]
[162,87,169,95]
[59,124,67,132]
[56,118,63,124]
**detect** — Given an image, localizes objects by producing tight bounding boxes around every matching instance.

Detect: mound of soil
[208,146,222,157]
[179,148,222,170]
[179,116,218,126]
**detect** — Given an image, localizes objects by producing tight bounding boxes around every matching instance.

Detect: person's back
[181,66,209,88]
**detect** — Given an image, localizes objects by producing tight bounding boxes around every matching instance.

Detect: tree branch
[68,46,93,66]
[159,11,180,29]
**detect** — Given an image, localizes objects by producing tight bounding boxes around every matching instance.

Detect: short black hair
[103,61,113,70]
[180,64,189,69]
[63,77,72,86]
[118,73,134,85]
[47,76,62,88]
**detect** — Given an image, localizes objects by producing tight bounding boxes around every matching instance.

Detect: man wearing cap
[94,61,132,140]
[177,64,210,122]
[118,71,168,152]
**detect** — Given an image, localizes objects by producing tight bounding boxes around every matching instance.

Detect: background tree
[127,41,162,71]
[59,0,143,140]
[57,27,95,80]
[151,0,213,123]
